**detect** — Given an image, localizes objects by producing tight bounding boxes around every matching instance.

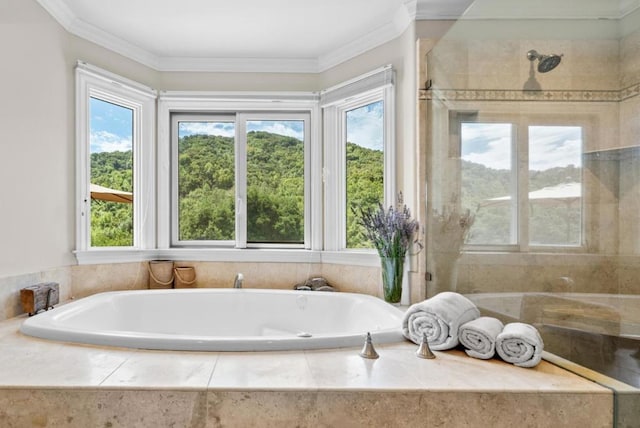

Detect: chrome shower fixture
[527,49,563,73]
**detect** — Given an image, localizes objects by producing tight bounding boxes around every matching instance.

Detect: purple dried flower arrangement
[355,194,421,259]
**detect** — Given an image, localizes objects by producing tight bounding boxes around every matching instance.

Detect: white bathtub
[20,289,405,351]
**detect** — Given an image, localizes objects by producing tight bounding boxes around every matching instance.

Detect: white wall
[0,0,74,276]
[0,0,164,278]
[0,0,451,279]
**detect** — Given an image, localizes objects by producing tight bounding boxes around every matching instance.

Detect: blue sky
[175,105,384,151]
[90,99,384,153]
[177,120,305,140]
[346,100,383,151]
[89,97,133,153]
[529,126,582,171]
[461,123,582,171]
[178,121,235,138]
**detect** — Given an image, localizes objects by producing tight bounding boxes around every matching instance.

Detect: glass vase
[380,255,404,304]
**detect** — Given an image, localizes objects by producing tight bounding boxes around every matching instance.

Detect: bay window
[76,63,396,264]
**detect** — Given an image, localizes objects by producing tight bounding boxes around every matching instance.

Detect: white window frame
[170,111,312,249]
[170,113,237,248]
[75,62,157,260]
[157,92,322,258]
[525,119,586,251]
[454,112,588,252]
[454,113,519,251]
[74,64,396,266]
[321,65,396,262]
[238,112,312,249]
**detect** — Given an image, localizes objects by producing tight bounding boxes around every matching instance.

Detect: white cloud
[178,121,305,141]
[179,122,235,138]
[462,123,511,141]
[346,102,383,150]
[90,130,132,153]
[461,124,582,171]
[248,121,304,141]
[529,127,582,171]
[463,135,512,170]
[461,123,512,170]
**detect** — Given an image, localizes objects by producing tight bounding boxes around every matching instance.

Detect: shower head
[527,50,563,73]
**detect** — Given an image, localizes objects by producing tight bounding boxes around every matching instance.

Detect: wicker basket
[174,266,197,288]
[148,260,174,289]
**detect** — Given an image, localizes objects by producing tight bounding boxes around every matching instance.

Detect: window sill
[74,248,380,267]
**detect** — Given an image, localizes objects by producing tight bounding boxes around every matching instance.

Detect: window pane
[246,120,304,244]
[177,121,235,241]
[89,97,134,247]
[529,126,582,245]
[461,123,515,245]
[346,101,384,248]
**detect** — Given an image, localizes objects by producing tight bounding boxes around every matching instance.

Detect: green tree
[90,132,386,247]
[90,150,133,247]
[346,142,383,248]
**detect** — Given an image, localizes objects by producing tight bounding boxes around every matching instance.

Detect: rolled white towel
[496,322,544,368]
[459,317,504,359]
[402,292,480,350]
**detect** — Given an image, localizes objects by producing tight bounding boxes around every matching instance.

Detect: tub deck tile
[100,350,218,389]
[0,314,614,427]
[209,351,317,391]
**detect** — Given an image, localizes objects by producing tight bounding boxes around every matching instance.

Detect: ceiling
[35,0,472,72]
[35,0,639,73]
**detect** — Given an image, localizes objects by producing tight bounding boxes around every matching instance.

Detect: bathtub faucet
[233,273,244,289]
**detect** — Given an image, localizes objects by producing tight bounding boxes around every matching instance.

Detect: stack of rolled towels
[402,292,544,368]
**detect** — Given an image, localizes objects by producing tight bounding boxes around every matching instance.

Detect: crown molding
[35,0,447,73]
[70,14,163,70]
[317,4,413,73]
[35,0,162,69]
[36,0,640,72]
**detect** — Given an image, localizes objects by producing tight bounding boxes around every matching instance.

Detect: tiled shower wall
[454,254,640,295]
[423,17,640,298]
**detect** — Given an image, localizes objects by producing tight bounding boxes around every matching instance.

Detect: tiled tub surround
[0,261,424,323]
[0,267,74,322]
[2,255,639,323]
[0,315,613,427]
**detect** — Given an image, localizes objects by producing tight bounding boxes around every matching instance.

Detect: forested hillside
[461,160,582,245]
[177,131,306,243]
[91,132,383,247]
[90,151,133,246]
[91,135,581,248]
[346,142,384,248]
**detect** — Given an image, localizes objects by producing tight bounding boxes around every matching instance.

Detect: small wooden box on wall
[20,282,59,316]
